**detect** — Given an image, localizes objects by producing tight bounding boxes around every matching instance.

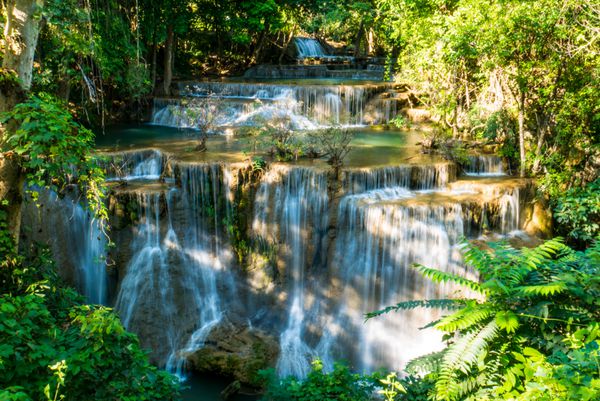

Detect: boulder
[186,320,279,386]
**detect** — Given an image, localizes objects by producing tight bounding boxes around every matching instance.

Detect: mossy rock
[186,320,279,386]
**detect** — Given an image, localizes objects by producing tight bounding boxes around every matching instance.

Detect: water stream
[22,76,536,398]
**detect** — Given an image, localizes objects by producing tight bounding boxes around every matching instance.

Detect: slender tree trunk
[367,28,375,55]
[151,43,157,92]
[251,24,268,65]
[279,29,295,65]
[532,113,548,174]
[163,24,174,96]
[1,0,44,241]
[354,19,365,58]
[518,89,526,177]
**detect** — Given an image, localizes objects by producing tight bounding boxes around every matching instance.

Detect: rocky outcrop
[186,320,279,386]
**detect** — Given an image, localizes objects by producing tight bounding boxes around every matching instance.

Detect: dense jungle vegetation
[0,0,598,400]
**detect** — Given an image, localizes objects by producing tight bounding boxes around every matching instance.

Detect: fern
[517,281,567,296]
[435,320,499,401]
[434,303,493,332]
[365,299,469,320]
[413,264,485,294]
[405,350,445,376]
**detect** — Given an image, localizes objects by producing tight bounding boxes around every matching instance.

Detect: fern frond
[434,320,499,401]
[517,281,567,296]
[435,303,493,333]
[405,350,445,375]
[462,243,495,276]
[519,237,565,271]
[414,264,485,294]
[365,299,469,320]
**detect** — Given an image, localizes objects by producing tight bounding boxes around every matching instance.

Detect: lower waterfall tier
[19,150,550,384]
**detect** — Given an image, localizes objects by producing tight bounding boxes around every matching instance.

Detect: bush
[553,178,600,246]
[259,360,380,401]
[0,220,180,401]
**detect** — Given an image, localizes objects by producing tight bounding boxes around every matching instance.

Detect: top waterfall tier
[152,81,403,129]
[295,37,329,59]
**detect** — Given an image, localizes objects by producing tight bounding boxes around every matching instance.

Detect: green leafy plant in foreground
[370,238,600,401]
[553,178,600,246]
[0,92,107,221]
[0,217,180,401]
[259,359,381,401]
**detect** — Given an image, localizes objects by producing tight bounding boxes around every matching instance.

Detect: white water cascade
[21,190,108,305]
[252,165,330,378]
[102,149,164,181]
[294,37,328,59]
[152,82,396,128]
[114,163,234,377]
[320,195,468,372]
[464,155,506,176]
[66,199,108,305]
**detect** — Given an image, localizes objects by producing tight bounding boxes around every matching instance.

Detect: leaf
[495,311,519,333]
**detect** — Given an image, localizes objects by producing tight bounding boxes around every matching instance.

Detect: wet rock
[523,198,553,238]
[187,320,279,386]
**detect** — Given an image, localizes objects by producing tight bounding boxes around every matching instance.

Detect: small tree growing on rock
[183,94,222,152]
[308,127,355,178]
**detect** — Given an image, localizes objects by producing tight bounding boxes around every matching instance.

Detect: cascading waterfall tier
[343,163,457,194]
[294,37,328,59]
[100,148,165,181]
[24,138,537,383]
[252,165,330,378]
[20,190,108,305]
[464,155,506,176]
[152,82,400,129]
[320,193,469,372]
[112,163,235,375]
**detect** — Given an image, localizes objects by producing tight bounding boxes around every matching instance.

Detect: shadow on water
[180,373,259,401]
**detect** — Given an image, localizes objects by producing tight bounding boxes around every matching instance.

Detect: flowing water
[294,37,328,58]
[22,75,537,399]
[151,81,399,128]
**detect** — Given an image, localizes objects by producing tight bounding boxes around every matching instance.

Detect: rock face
[186,320,279,386]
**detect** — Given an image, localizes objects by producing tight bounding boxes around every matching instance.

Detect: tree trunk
[518,90,526,177]
[367,28,375,55]
[151,43,157,93]
[279,29,295,65]
[250,24,268,65]
[354,19,365,58]
[532,113,548,174]
[2,0,44,91]
[163,24,174,96]
[1,0,45,242]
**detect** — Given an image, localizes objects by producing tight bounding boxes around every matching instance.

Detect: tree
[1,0,45,241]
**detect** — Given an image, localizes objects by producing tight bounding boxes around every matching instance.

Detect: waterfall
[114,163,234,377]
[101,149,164,181]
[151,82,396,128]
[294,37,328,58]
[66,199,108,305]
[343,163,456,194]
[464,155,506,176]
[252,165,329,378]
[21,190,108,305]
[318,195,467,372]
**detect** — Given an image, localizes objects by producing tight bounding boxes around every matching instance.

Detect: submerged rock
[186,320,279,386]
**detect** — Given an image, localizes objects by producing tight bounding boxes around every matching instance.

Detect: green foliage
[0,218,180,401]
[553,178,600,245]
[259,359,380,401]
[372,238,600,401]
[0,93,106,221]
[306,127,355,172]
[378,372,405,401]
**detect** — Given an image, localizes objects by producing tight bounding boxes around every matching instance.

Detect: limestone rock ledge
[186,320,279,386]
